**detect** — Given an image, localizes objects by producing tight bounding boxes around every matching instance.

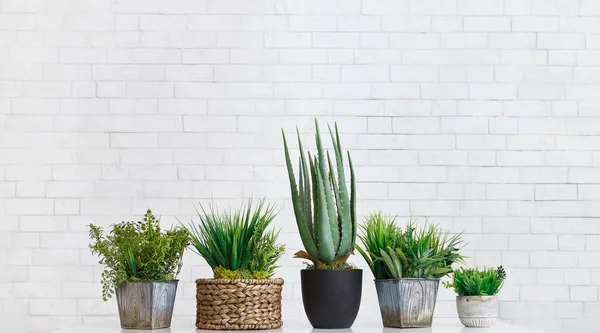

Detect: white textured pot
[456,295,498,328]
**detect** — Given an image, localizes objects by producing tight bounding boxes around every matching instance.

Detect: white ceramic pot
[456,295,498,327]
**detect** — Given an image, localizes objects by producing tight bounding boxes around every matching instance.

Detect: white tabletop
[52,319,542,333]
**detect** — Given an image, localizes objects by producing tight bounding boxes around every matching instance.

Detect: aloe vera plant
[282,119,356,269]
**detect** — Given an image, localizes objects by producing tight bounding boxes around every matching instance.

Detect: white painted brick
[391,66,437,82]
[182,49,229,64]
[359,33,389,49]
[570,286,598,302]
[372,83,420,99]
[279,49,326,64]
[422,83,468,99]
[355,50,402,64]
[558,234,585,251]
[390,33,440,49]
[441,33,487,49]
[464,17,510,32]
[410,0,457,15]
[289,16,336,32]
[338,16,381,32]
[419,151,467,166]
[342,65,389,82]
[313,33,359,48]
[535,184,578,201]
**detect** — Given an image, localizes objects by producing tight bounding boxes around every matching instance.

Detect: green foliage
[186,199,285,279]
[443,266,506,296]
[303,261,358,270]
[357,212,465,280]
[88,210,189,301]
[282,119,357,269]
[213,266,271,280]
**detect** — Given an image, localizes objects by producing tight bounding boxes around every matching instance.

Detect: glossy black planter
[301,269,363,329]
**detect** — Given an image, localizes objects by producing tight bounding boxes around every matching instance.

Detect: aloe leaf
[329,123,353,257]
[282,129,319,257]
[314,119,340,253]
[327,151,343,254]
[309,153,319,249]
[348,151,357,244]
[297,129,314,242]
[315,164,335,264]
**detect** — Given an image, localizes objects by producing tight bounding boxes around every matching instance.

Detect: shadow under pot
[374,278,439,328]
[116,281,178,330]
[301,269,363,329]
[456,295,498,328]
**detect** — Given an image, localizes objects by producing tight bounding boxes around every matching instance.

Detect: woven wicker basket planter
[195,278,284,330]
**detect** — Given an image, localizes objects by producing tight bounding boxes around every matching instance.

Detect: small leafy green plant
[186,199,285,280]
[444,266,506,296]
[282,119,357,269]
[89,209,189,301]
[357,212,465,280]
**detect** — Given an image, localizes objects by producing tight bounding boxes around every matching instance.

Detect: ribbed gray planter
[456,295,498,327]
[115,281,178,329]
[374,279,439,328]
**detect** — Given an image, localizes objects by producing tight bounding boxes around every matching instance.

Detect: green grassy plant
[357,212,465,280]
[443,266,506,296]
[89,209,189,301]
[186,199,285,279]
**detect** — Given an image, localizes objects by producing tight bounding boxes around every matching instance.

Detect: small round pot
[301,269,362,329]
[456,295,498,328]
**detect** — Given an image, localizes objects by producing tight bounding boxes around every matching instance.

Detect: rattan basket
[195,278,284,330]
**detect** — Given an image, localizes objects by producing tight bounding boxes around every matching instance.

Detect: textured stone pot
[301,269,363,329]
[456,295,498,327]
[115,281,178,329]
[375,278,439,328]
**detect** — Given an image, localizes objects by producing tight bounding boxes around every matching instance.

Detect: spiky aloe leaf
[329,123,353,257]
[282,129,319,258]
[315,164,335,264]
[348,151,357,245]
[309,153,319,249]
[297,129,314,242]
[314,119,340,252]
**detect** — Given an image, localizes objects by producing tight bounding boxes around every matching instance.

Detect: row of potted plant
[88,119,507,330]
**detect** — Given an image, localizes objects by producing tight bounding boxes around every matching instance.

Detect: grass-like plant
[282,119,357,269]
[357,212,465,280]
[186,199,285,280]
[89,210,189,301]
[444,266,506,296]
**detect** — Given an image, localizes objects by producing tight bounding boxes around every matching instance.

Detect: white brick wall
[1,0,600,332]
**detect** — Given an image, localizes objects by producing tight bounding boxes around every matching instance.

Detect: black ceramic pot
[300,269,363,329]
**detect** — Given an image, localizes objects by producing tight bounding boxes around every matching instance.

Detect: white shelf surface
[52,318,542,333]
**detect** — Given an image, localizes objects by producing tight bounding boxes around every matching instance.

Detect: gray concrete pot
[374,279,439,328]
[456,295,498,328]
[115,281,178,329]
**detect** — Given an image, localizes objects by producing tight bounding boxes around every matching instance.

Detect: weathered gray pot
[115,281,178,329]
[456,295,498,327]
[374,279,439,328]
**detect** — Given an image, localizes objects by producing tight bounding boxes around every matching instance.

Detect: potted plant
[357,212,465,328]
[88,209,188,329]
[443,266,506,327]
[187,199,286,330]
[282,120,362,329]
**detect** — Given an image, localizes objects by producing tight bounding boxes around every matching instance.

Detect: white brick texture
[1,1,600,332]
